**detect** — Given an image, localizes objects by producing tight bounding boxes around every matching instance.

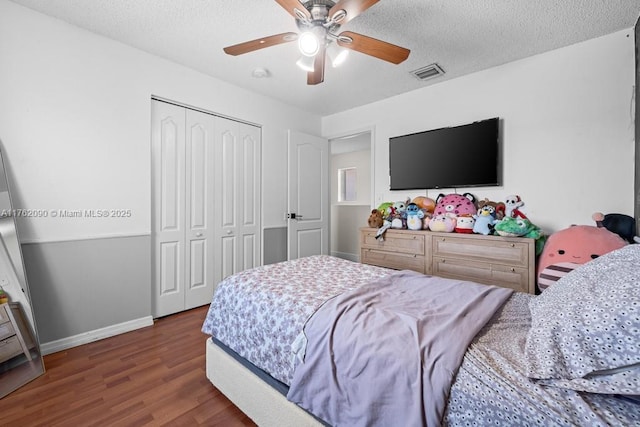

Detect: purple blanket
[287,270,513,427]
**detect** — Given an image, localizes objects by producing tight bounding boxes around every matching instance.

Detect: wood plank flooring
[0,306,256,426]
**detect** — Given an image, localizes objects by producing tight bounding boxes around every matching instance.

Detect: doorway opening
[329,131,372,262]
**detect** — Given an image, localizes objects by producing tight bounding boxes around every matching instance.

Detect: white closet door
[153,100,261,317]
[214,117,261,280]
[151,101,186,317]
[184,109,216,310]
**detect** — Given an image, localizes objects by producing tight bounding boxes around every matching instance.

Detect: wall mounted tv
[389,117,501,190]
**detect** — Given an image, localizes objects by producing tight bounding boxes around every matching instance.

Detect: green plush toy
[494,217,546,254]
[376,202,394,220]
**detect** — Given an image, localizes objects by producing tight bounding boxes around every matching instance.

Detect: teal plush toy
[494,217,546,254]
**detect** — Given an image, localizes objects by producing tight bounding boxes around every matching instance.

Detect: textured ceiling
[9,0,640,116]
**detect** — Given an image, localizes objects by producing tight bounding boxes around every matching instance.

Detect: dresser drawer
[433,257,530,293]
[361,248,426,273]
[0,320,15,341]
[432,235,529,268]
[0,335,22,363]
[361,230,425,255]
[0,305,8,323]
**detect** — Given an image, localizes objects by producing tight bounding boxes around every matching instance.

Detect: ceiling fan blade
[274,0,311,21]
[337,31,410,64]
[329,0,379,25]
[223,32,298,56]
[307,44,326,85]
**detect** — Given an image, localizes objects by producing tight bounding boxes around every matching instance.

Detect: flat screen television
[389,117,501,190]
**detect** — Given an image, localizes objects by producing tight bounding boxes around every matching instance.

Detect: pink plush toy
[433,193,477,217]
[536,225,627,292]
[428,214,457,232]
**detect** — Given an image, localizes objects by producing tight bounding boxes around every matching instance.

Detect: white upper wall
[0,0,321,243]
[322,29,636,234]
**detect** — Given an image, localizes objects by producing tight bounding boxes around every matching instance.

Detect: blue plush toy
[405,202,425,230]
[473,205,498,235]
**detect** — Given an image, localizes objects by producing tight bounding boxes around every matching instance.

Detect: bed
[202,249,640,426]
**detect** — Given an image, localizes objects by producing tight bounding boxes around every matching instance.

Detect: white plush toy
[504,194,527,219]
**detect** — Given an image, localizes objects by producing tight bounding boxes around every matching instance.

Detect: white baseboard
[40,316,154,355]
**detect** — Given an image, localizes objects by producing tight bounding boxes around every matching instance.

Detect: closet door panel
[239,124,261,271]
[152,101,186,317]
[185,109,216,309]
[243,234,256,271]
[214,119,240,276]
[220,129,237,229]
[221,236,236,280]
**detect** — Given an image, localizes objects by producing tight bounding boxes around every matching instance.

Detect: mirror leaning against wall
[0,148,44,398]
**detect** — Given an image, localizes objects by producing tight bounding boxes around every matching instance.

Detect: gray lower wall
[21,235,151,344]
[263,227,287,265]
[331,205,370,260]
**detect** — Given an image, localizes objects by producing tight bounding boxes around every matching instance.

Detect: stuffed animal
[494,217,542,238]
[428,214,457,232]
[477,198,505,220]
[405,202,425,230]
[505,195,527,219]
[367,209,384,228]
[494,217,546,254]
[412,196,436,214]
[376,202,394,220]
[422,213,432,230]
[433,193,477,217]
[454,214,475,234]
[472,205,498,235]
[592,212,638,243]
[375,220,392,241]
[390,198,411,229]
[536,225,627,292]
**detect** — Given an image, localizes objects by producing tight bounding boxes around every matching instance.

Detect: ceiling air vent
[411,63,445,81]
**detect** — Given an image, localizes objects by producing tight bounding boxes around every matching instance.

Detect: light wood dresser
[0,302,36,364]
[360,227,536,294]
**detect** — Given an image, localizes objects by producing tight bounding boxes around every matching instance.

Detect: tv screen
[389,118,501,190]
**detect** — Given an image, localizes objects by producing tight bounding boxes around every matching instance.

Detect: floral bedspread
[201,255,392,385]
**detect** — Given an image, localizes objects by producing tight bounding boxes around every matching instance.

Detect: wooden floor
[0,306,256,426]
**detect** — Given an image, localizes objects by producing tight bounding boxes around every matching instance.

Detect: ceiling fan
[223,0,411,85]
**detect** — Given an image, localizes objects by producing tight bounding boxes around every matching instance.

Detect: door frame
[328,128,374,261]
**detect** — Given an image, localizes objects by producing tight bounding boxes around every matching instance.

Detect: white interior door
[287,130,329,259]
[151,101,186,317]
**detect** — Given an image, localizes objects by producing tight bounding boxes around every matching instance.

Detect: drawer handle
[511,267,516,272]
[511,243,515,248]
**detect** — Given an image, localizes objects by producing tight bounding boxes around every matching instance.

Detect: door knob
[227,230,233,235]
[196,232,203,237]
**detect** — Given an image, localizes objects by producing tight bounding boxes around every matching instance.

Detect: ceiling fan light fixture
[328,44,349,67]
[296,54,316,72]
[298,31,320,56]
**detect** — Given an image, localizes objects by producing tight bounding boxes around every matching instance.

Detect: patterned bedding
[201,255,392,384]
[203,251,640,426]
[446,293,640,426]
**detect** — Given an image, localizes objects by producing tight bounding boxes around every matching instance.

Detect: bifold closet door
[213,118,261,281]
[151,101,216,318]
